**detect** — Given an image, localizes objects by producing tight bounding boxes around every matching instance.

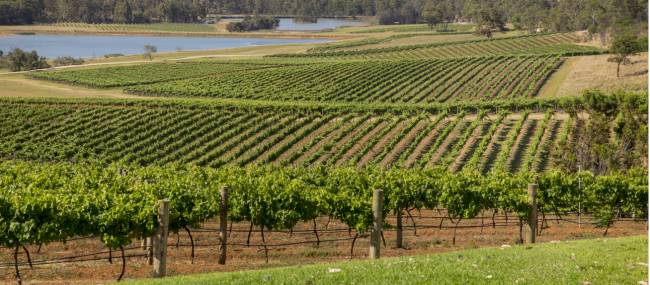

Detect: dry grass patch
[540,53,648,97]
[0,74,140,99]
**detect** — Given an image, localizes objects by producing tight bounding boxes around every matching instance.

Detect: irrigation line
[170,236,362,249]
[192,227,353,234]
[0,253,147,269]
[2,217,644,268]
[556,217,645,225]
[0,246,142,267]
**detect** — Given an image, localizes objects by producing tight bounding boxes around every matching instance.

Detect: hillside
[0,15,647,285]
[0,97,645,173]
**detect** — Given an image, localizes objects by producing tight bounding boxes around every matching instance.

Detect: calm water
[276,18,365,31]
[0,34,327,58]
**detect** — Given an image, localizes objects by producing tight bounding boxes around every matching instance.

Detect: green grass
[125,236,648,285]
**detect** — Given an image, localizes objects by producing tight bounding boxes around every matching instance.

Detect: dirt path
[335,120,387,166]
[254,117,323,163]
[506,119,538,172]
[449,120,491,172]
[226,117,297,162]
[404,119,450,168]
[357,120,408,167]
[380,119,428,167]
[294,120,351,165]
[275,117,339,163]
[427,119,469,167]
[479,117,515,173]
[532,119,562,172]
[315,118,373,165]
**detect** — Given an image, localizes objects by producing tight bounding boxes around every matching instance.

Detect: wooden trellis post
[152,199,170,278]
[525,184,538,244]
[396,210,403,249]
[218,186,229,265]
[370,189,383,259]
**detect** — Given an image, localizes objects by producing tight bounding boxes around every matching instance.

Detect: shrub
[226,16,279,32]
[52,56,85,67]
[104,53,125,58]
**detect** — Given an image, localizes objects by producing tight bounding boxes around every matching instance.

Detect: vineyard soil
[0,211,644,284]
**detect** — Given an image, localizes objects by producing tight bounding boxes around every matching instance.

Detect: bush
[0,50,7,70]
[104,53,125,58]
[637,36,648,52]
[52,56,85,67]
[4,48,50,72]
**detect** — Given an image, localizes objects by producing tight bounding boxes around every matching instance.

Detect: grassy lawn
[125,236,647,285]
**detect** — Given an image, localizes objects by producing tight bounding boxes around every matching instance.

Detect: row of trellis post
[148,184,538,277]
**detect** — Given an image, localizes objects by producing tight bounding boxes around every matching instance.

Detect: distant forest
[0,0,646,34]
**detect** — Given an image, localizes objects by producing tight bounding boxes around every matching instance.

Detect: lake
[276,18,365,31]
[0,34,327,58]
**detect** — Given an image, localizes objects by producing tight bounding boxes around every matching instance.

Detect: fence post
[152,199,170,278]
[141,238,147,250]
[146,237,152,265]
[396,209,403,249]
[218,186,229,265]
[370,189,383,259]
[525,184,538,244]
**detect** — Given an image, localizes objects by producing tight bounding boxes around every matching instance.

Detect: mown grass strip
[125,236,648,285]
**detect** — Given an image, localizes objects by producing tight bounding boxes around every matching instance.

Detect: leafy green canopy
[0,161,646,250]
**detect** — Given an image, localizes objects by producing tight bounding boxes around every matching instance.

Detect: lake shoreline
[0,34,329,59]
[0,29,358,40]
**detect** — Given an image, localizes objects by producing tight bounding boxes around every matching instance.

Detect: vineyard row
[29,61,284,88]
[272,33,602,59]
[0,100,645,172]
[124,56,563,103]
[1,161,646,255]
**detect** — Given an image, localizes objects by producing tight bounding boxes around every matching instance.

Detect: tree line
[0,0,646,34]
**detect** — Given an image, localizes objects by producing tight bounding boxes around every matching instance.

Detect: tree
[469,0,506,38]
[399,0,419,24]
[113,0,133,23]
[557,90,647,173]
[422,2,441,30]
[6,48,50,72]
[608,31,642,77]
[143,45,157,61]
[507,0,545,33]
